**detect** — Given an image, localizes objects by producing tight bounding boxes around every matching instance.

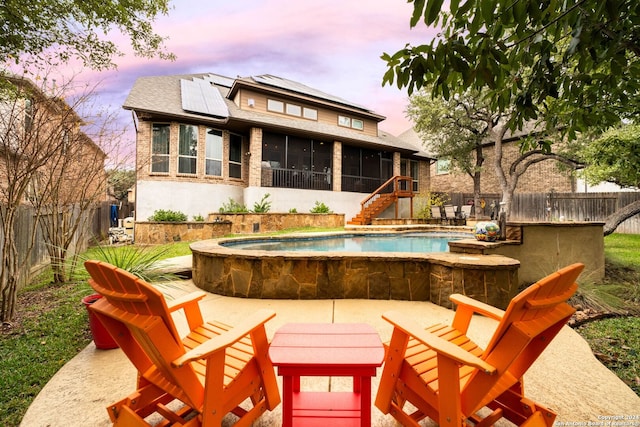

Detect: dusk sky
[63,0,438,145]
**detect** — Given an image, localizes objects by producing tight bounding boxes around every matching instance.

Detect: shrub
[148,209,187,222]
[414,192,450,219]
[310,201,332,214]
[81,244,178,282]
[219,198,248,213]
[252,193,272,213]
[192,214,205,222]
[289,208,298,213]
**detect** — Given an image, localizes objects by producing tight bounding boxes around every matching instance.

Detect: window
[338,115,364,130]
[24,98,33,133]
[402,159,420,191]
[205,128,223,176]
[303,108,318,120]
[267,99,284,113]
[229,133,242,178]
[436,159,451,175]
[178,124,198,174]
[351,118,364,130]
[338,115,351,127]
[286,103,302,116]
[151,124,170,173]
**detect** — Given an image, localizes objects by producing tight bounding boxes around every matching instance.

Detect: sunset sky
[65,1,438,144]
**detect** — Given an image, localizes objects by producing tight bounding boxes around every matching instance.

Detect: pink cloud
[54,0,439,147]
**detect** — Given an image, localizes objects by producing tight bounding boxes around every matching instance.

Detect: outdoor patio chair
[84,260,281,427]
[461,205,472,219]
[431,206,442,220]
[375,263,584,427]
[444,204,457,219]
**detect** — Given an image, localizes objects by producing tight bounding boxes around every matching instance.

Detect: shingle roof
[124,73,423,155]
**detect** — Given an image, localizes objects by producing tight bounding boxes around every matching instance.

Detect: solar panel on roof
[204,74,235,88]
[180,78,229,118]
[252,75,371,112]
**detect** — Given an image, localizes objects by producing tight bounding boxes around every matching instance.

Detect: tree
[0,73,131,321]
[383,0,639,138]
[108,169,136,202]
[578,124,640,235]
[1,0,174,70]
[1,75,76,320]
[407,89,487,218]
[408,88,582,219]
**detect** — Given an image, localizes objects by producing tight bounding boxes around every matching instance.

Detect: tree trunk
[604,200,640,236]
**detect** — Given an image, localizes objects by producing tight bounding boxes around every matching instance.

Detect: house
[0,73,108,288]
[399,127,577,195]
[0,74,107,207]
[123,73,432,223]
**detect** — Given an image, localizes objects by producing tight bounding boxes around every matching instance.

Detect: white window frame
[267,99,284,113]
[303,107,318,120]
[338,115,351,127]
[286,103,302,117]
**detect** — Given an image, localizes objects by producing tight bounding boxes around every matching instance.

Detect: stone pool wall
[190,236,520,310]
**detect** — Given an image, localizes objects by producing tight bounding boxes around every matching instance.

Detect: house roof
[123,73,426,156]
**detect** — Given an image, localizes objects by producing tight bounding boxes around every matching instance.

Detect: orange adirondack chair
[84,260,281,426]
[375,263,584,427]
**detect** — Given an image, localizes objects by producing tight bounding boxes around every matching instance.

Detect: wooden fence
[450,192,640,234]
[1,201,114,290]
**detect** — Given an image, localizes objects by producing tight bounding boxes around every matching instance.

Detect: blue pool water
[222,232,469,253]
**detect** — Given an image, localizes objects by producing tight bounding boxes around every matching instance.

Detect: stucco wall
[450,222,605,284]
[136,180,244,221]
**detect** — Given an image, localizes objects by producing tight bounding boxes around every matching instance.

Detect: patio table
[269,322,384,427]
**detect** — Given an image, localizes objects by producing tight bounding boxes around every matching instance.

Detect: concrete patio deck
[21,275,640,426]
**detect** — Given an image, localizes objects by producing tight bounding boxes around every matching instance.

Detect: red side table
[269,323,384,427]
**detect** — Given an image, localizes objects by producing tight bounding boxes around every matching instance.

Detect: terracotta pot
[81,294,118,349]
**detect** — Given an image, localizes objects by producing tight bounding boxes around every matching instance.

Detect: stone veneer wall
[135,214,344,243]
[207,213,344,234]
[135,222,233,244]
[190,237,521,310]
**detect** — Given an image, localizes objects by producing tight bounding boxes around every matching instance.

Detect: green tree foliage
[384,0,639,137]
[0,0,175,69]
[578,124,640,235]
[107,169,136,201]
[408,89,487,216]
[580,124,640,188]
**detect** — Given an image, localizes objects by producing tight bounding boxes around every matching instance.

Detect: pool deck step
[155,255,193,278]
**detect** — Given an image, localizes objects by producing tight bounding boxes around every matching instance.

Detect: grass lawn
[0,233,638,425]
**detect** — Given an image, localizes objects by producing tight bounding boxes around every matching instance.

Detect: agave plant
[81,244,179,283]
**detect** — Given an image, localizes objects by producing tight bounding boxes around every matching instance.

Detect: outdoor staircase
[347,176,414,225]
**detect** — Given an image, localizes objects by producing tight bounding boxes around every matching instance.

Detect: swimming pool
[191,228,520,308]
[222,232,469,253]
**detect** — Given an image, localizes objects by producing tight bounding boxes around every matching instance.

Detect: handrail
[360,175,413,210]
